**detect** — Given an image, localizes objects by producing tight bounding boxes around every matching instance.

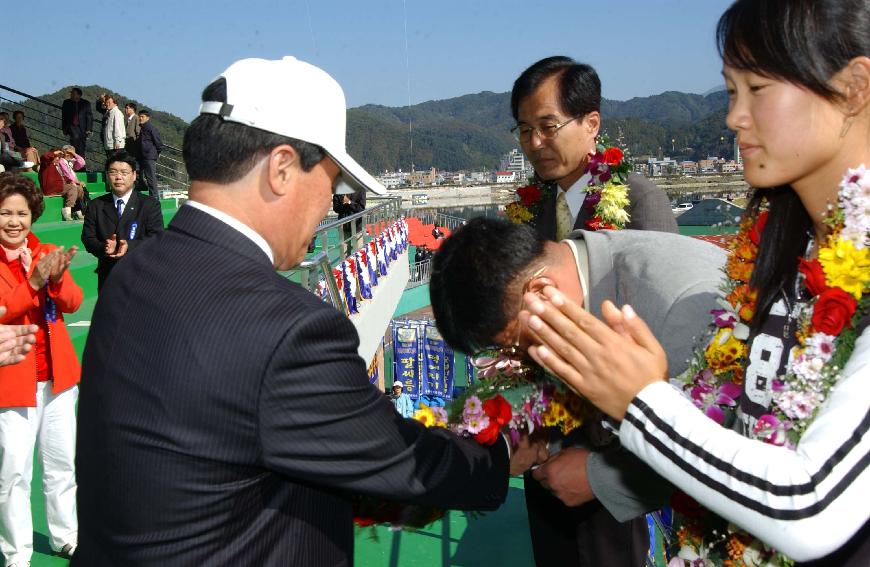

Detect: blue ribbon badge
[128,221,139,240]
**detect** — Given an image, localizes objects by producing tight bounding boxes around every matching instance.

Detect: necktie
[555,190,573,241]
[116,199,124,218]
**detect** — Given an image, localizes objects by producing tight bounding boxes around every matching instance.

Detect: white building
[494,171,517,183]
[500,148,527,175]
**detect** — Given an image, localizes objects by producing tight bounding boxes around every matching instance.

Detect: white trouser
[0,382,78,565]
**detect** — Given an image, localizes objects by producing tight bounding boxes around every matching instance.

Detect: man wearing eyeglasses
[431,217,725,567]
[509,56,677,567]
[511,56,677,240]
[81,151,164,290]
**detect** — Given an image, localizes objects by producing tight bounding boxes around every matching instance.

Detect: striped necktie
[116,199,124,218]
[556,190,573,240]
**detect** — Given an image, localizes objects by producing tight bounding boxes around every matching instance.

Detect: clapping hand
[29,247,77,289]
[518,286,668,421]
[49,246,77,283]
[0,306,37,367]
[104,235,128,258]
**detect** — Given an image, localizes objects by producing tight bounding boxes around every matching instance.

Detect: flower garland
[505,136,632,231]
[669,165,870,567]
[353,349,592,530]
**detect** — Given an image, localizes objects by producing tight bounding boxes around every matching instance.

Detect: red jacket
[0,234,82,407]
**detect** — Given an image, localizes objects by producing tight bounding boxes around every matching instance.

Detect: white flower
[804,333,836,362]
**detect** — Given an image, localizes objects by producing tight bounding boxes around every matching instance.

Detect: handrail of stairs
[0,83,189,193]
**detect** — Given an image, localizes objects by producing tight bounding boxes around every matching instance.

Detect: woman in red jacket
[0,173,82,566]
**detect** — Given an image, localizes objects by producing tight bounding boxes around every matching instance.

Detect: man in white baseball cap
[75,57,537,567]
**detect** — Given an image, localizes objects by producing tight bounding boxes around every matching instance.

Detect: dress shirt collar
[113,189,134,207]
[563,238,590,311]
[559,172,592,221]
[184,200,274,264]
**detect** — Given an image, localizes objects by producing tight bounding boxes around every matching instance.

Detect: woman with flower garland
[517,0,870,565]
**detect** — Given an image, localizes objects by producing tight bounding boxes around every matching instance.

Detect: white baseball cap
[392,381,404,388]
[198,56,386,196]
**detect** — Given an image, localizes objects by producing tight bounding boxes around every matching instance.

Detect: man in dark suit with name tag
[80,151,163,291]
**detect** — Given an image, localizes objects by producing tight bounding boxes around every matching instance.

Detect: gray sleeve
[625,173,678,234]
[587,444,673,522]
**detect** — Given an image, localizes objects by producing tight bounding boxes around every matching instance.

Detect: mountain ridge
[4,85,732,173]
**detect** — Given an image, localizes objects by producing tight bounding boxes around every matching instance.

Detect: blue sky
[5,0,733,121]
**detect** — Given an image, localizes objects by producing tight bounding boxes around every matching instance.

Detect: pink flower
[690,372,741,425]
[465,415,490,435]
[753,414,787,446]
[711,308,737,328]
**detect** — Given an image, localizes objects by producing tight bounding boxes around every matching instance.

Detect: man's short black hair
[106,151,138,172]
[71,87,83,96]
[125,102,137,111]
[182,78,326,184]
[430,217,546,354]
[138,109,151,118]
[510,56,601,121]
[12,110,23,120]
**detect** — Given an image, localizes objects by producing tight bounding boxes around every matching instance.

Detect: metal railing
[0,83,190,192]
[412,210,467,231]
[288,196,406,313]
[407,259,432,288]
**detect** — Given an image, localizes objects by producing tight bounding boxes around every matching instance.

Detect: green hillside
[4,85,731,173]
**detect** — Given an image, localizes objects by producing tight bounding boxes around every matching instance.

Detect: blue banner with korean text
[423,325,452,399]
[392,325,420,400]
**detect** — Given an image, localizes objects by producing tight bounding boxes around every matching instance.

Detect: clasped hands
[104,234,128,259]
[511,432,598,507]
[29,246,78,291]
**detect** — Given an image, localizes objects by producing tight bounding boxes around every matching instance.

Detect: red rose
[748,211,768,246]
[483,394,512,425]
[474,422,501,445]
[799,258,829,296]
[603,147,623,166]
[812,288,857,335]
[584,217,616,231]
[517,184,542,207]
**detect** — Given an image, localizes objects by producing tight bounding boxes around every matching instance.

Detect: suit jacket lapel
[579,230,617,320]
[534,184,558,241]
[116,191,139,239]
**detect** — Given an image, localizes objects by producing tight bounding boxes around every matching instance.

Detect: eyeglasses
[107,169,134,177]
[510,117,578,143]
[471,266,548,381]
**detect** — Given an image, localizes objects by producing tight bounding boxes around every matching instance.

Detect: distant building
[494,171,517,183]
[698,159,718,173]
[633,162,650,176]
[376,171,405,189]
[680,161,698,175]
[469,171,490,183]
[500,148,528,176]
[647,157,678,176]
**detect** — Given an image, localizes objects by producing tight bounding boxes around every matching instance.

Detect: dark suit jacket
[533,173,678,240]
[80,190,164,288]
[138,121,163,161]
[61,98,93,135]
[73,205,509,566]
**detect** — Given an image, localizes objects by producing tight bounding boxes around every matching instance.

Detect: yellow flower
[505,202,533,224]
[414,407,435,427]
[704,328,746,374]
[819,237,870,299]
